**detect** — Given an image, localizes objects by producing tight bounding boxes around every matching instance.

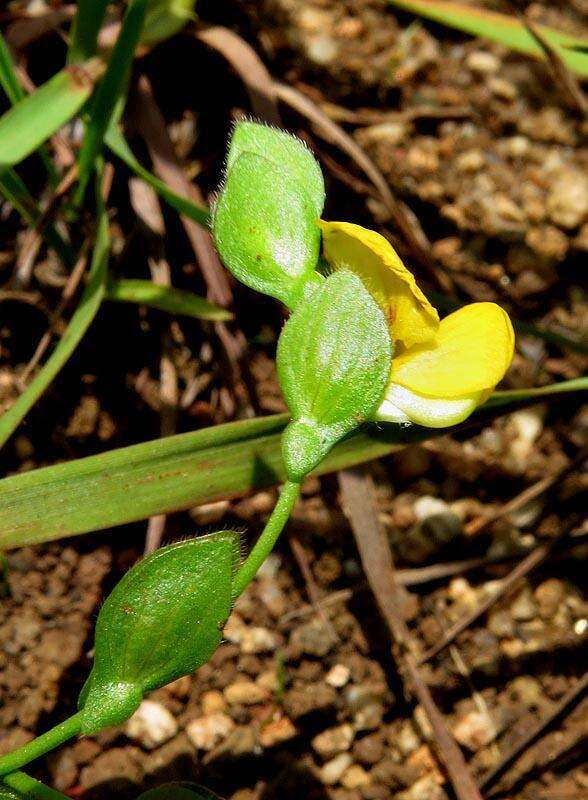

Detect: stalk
[232,481,301,598]
[0,713,82,778]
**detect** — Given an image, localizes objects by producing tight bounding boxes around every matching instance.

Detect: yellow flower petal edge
[319,221,439,348]
[390,302,515,399]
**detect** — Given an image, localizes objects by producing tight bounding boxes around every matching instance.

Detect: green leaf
[277,269,392,481]
[104,124,209,226]
[227,121,325,218]
[0,34,25,105]
[80,532,239,733]
[142,0,198,45]
[0,61,103,168]
[0,181,109,450]
[68,0,110,64]
[138,784,223,800]
[106,278,232,321]
[388,0,588,78]
[75,0,150,204]
[0,378,585,550]
[213,152,322,308]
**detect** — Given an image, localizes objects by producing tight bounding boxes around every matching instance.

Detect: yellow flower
[319,221,515,428]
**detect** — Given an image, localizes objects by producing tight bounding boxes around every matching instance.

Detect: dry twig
[339,467,483,800]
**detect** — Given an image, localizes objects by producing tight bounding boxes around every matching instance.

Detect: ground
[0,1,586,799]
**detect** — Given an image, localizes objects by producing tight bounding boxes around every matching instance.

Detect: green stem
[3,771,69,800]
[232,480,301,599]
[0,712,82,778]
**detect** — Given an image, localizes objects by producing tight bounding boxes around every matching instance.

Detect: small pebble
[224,680,269,706]
[185,712,235,751]
[326,664,351,688]
[312,724,355,759]
[341,764,371,789]
[466,51,500,74]
[453,710,497,752]
[319,753,353,786]
[125,700,178,750]
[259,716,297,748]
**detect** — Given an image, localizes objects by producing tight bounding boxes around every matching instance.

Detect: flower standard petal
[390,302,515,399]
[319,221,439,348]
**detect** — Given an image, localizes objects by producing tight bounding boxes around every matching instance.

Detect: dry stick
[274,81,455,294]
[465,447,587,537]
[280,530,588,624]
[417,535,560,665]
[131,76,253,416]
[339,467,484,800]
[480,671,588,795]
[502,1,588,119]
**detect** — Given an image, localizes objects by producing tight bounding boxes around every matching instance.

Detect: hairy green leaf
[80,532,239,733]
[277,269,392,480]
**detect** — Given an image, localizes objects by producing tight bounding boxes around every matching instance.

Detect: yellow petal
[377,385,482,428]
[319,221,439,348]
[391,302,515,398]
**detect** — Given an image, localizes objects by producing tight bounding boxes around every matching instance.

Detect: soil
[0,1,587,800]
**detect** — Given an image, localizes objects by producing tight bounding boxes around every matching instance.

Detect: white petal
[375,384,481,428]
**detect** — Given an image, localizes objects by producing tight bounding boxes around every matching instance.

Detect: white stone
[185,712,235,751]
[125,700,178,750]
[312,724,354,758]
[319,753,353,786]
[326,664,351,688]
[466,51,500,74]
[453,710,497,752]
[413,496,449,521]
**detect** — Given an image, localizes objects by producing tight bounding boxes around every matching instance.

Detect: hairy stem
[232,480,301,598]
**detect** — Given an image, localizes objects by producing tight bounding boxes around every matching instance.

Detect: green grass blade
[74,0,150,205]
[3,772,69,800]
[104,125,209,227]
[67,0,110,64]
[0,188,110,451]
[107,278,232,321]
[388,0,588,78]
[0,34,25,105]
[0,61,102,168]
[0,378,584,549]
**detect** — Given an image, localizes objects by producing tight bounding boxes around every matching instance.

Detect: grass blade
[74,0,150,204]
[107,278,232,321]
[0,60,103,168]
[0,185,110,451]
[387,0,588,78]
[0,34,25,105]
[105,125,209,226]
[0,378,584,549]
[67,0,110,64]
